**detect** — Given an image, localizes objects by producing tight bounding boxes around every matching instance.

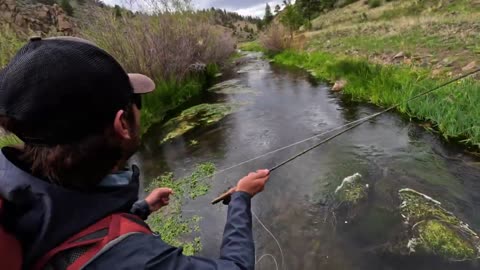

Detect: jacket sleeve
[130,199,151,220]
[88,192,255,270]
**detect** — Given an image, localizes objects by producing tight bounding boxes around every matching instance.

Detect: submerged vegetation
[160,103,238,144]
[147,163,215,255]
[398,189,480,261]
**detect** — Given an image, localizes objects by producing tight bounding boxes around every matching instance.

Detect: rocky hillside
[0,0,73,35]
[302,0,480,78]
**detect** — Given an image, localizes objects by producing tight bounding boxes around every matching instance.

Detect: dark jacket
[0,148,255,270]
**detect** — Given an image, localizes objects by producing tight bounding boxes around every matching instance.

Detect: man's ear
[113,110,131,140]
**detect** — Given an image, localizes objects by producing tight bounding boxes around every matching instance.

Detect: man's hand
[231,169,270,197]
[145,188,174,212]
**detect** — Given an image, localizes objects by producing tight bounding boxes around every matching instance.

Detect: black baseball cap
[0,36,155,145]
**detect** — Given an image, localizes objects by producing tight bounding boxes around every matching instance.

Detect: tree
[274,4,281,14]
[280,2,304,39]
[264,3,274,25]
[60,0,74,16]
[114,5,122,17]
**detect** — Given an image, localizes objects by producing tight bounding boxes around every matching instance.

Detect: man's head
[0,36,155,190]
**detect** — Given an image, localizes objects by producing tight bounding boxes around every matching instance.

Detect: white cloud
[235,1,284,17]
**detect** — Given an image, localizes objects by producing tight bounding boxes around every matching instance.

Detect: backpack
[0,197,152,270]
[0,197,22,270]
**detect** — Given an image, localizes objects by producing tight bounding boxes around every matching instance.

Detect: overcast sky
[193,0,286,17]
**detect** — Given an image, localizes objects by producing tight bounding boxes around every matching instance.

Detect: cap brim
[128,73,155,94]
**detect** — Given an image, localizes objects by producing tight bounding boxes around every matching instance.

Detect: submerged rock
[160,103,238,144]
[334,173,368,205]
[398,188,480,261]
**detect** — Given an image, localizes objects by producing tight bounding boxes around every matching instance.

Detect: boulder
[393,51,405,60]
[332,79,347,92]
[462,61,477,72]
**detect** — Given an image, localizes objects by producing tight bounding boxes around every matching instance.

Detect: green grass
[0,25,24,69]
[238,41,265,52]
[141,65,219,135]
[146,162,215,255]
[273,50,480,147]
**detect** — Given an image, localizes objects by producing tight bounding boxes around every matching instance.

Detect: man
[0,36,269,269]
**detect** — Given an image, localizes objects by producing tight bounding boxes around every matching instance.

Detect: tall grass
[274,50,480,147]
[0,25,24,68]
[81,8,235,133]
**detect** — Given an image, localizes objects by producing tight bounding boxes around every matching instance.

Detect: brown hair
[0,104,137,191]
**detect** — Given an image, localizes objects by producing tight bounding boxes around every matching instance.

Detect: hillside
[304,0,480,77]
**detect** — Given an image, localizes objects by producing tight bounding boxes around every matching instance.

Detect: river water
[140,52,480,270]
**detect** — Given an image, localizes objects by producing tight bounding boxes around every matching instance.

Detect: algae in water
[160,103,238,144]
[399,188,480,261]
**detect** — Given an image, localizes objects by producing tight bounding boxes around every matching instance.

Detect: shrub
[81,8,235,133]
[260,23,292,54]
[368,0,382,8]
[60,0,74,16]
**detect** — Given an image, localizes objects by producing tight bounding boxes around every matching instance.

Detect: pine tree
[60,0,74,16]
[274,4,281,15]
[264,4,274,25]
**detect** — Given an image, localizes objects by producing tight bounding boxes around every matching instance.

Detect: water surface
[140,52,480,270]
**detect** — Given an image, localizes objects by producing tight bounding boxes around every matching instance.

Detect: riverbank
[270,50,480,148]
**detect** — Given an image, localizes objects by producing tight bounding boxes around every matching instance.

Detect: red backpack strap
[34,213,152,270]
[0,198,23,270]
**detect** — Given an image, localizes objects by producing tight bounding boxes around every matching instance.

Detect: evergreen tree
[280,1,304,39]
[114,5,122,18]
[264,3,274,25]
[274,4,281,15]
[60,0,74,16]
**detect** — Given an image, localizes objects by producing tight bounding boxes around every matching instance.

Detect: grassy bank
[272,50,480,147]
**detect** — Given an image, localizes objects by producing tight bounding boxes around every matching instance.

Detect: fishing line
[212,67,480,204]
[253,210,285,270]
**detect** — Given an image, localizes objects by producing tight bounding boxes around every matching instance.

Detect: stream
[139,52,480,270]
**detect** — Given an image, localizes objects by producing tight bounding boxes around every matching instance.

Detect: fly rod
[212,67,480,205]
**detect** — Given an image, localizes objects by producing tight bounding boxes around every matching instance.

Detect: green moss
[146,163,215,255]
[399,189,480,261]
[160,103,238,144]
[399,189,458,225]
[418,220,476,261]
[334,173,368,204]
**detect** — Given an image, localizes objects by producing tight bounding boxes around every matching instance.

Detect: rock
[403,58,412,65]
[432,69,442,76]
[332,79,347,92]
[462,61,477,72]
[0,0,74,35]
[393,51,405,60]
[396,189,480,261]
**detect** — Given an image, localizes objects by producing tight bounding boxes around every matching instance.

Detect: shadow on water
[139,52,480,270]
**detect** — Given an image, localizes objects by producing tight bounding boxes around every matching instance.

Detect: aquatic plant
[160,103,239,144]
[147,162,215,255]
[334,173,369,204]
[399,188,480,261]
